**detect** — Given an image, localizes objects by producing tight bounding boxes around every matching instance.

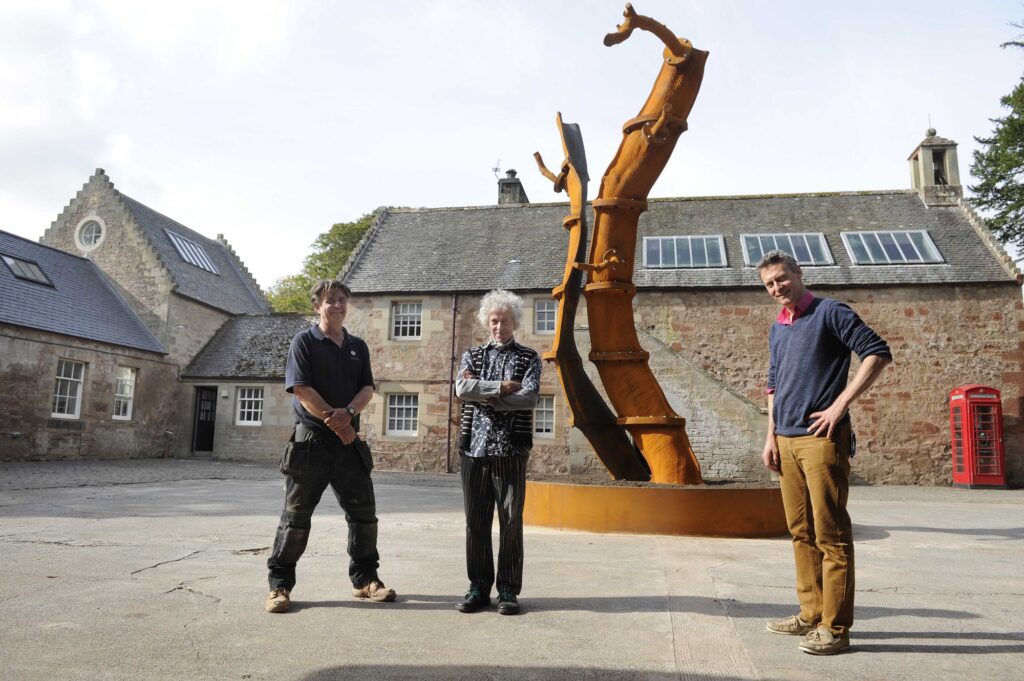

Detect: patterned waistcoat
[457,341,535,454]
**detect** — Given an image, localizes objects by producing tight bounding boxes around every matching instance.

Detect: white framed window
[236,387,264,425]
[534,396,555,437]
[386,394,419,435]
[165,229,219,274]
[2,254,52,286]
[391,301,422,339]
[112,367,137,420]
[535,299,557,334]
[643,236,726,268]
[741,233,833,266]
[841,230,944,265]
[52,359,86,419]
[75,216,106,251]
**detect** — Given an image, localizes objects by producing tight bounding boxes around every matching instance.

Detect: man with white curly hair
[454,289,542,616]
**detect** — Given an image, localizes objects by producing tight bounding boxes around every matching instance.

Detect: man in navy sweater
[758,250,892,655]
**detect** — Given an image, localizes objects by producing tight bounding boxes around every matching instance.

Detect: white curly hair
[476,289,524,329]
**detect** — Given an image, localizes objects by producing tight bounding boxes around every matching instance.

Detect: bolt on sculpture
[534,4,708,485]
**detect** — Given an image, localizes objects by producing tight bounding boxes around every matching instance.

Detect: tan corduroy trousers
[777,422,854,635]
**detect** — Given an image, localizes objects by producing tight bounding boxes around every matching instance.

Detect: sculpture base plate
[524,480,788,538]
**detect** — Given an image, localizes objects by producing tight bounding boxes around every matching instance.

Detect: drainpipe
[445,293,459,473]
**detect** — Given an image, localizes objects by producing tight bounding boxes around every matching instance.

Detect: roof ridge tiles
[957,197,1023,282]
[340,207,389,283]
[384,189,916,215]
[215,233,270,310]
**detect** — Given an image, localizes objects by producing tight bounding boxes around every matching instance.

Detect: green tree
[970,34,1024,254]
[266,212,376,312]
[266,273,314,313]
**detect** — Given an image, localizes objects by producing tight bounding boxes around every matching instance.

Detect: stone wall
[174,380,293,460]
[0,325,179,461]
[347,293,570,475]
[635,283,1024,486]
[346,281,1023,486]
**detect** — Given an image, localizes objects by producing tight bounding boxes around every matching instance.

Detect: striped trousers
[460,453,529,596]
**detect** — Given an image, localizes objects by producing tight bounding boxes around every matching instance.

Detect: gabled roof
[182,314,315,379]
[342,190,1020,293]
[118,194,270,315]
[0,231,165,353]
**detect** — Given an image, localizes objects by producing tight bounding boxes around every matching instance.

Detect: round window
[80,220,103,246]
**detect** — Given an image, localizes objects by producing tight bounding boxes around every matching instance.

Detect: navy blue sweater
[768,297,891,437]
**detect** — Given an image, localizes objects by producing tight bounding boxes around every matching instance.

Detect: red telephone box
[949,385,1006,489]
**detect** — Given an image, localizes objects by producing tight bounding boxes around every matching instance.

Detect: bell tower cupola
[908,128,962,207]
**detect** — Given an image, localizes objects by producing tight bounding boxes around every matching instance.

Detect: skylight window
[165,229,219,274]
[841,230,943,265]
[644,236,726,268]
[741,233,833,266]
[2,254,53,285]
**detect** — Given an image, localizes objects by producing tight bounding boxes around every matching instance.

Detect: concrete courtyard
[1,459,1022,681]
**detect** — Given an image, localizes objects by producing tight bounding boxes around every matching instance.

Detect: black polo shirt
[285,325,374,434]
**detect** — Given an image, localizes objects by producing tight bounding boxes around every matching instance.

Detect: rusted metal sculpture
[533,116,651,481]
[535,4,707,485]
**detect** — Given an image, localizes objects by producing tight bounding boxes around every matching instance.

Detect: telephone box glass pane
[952,406,964,473]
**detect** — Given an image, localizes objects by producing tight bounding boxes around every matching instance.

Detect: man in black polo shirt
[265,279,396,613]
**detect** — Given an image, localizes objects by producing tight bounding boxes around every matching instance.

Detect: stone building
[0,231,178,459]
[180,314,312,460]
[5,131,1022,487]
[1,169,272,461]
[330,131,1024,486]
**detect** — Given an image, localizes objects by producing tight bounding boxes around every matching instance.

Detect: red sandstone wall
[635,284,1024,486]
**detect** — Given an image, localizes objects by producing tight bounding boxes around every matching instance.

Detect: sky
[1,0,1022,291]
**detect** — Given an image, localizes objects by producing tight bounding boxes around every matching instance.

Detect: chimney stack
[498,169,529,205]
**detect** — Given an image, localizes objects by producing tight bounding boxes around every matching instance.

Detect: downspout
[445,293,459,473]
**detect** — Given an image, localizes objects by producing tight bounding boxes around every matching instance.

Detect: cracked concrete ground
[0,459,1022,681]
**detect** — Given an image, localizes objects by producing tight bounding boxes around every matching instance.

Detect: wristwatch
[345,406,357,416]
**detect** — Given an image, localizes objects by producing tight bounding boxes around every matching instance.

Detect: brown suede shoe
[352,580,396,602]
[799,626,851,655]
[765,614,816,636]
[265,588,290,613]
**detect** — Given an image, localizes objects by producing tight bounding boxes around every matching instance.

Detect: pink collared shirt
[776,290,815,325]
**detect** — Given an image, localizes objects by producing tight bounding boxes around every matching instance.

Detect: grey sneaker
[352,580,396,602]
[265,588,290,613]
[765,614,816,635]
[799,626,850,655]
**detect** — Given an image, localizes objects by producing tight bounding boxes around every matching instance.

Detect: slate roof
[342,191,1019,293]
[0,231,165,353]
[182,314,316,379]
[119,195,270,315]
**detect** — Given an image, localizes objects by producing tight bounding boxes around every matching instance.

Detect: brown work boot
[799,626,850,655]
[765,614,816,635]
[265,588,290,613]
[352,580,396,602]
